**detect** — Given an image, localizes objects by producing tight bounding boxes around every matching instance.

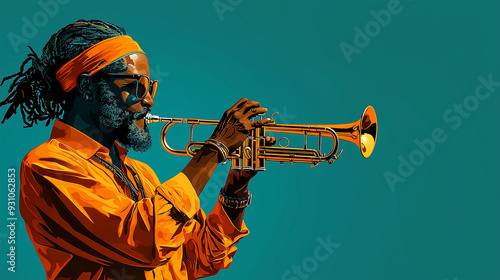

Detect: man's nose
[141,92,154,108]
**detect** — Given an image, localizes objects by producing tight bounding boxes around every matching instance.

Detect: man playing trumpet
[0,19,275,279]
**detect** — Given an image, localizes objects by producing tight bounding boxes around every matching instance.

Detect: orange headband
[56,35,144,92]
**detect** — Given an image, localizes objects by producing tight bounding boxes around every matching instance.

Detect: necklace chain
[92,154,146,202]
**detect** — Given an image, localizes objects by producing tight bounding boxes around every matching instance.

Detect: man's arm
[183,143,274,230]
[179,170,273,278]
[182,98,273,196]
[132,159,251,278]
[220,170,254,230]
[182,145,222,196]
[20,155,200,268]
[181,199,251,279]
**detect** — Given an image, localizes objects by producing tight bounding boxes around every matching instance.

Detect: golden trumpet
[145,106,377,171]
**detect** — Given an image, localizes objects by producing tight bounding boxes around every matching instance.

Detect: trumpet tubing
[145,106,377,171]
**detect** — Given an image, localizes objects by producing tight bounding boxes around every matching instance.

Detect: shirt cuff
[206,200,250,245]
[155,172,200,219]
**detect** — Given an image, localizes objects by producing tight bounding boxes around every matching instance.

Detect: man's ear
[76,73,95,101]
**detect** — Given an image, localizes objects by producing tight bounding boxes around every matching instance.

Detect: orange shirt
[19,120,249,280]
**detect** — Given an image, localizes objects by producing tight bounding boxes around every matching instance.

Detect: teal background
[1,0,499,279]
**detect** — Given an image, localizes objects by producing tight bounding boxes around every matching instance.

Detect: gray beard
[96,81,152,153]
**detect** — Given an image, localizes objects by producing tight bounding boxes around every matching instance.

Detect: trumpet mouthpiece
[144,113,169,124]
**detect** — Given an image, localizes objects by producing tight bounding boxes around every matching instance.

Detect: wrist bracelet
[219,187,252,209]
[205,139,230,164]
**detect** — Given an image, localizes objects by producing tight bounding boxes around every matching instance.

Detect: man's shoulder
[22,138,84,168]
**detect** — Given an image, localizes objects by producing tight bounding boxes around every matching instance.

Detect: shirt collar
[50,120,129,160]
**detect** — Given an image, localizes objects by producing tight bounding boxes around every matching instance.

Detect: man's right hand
[209,98,274,153]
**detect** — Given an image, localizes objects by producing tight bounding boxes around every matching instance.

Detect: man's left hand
[224,135,276,196]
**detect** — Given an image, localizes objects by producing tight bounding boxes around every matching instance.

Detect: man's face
[96,52,155,152]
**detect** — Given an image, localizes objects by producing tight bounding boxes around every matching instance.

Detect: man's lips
[127,110,149,129]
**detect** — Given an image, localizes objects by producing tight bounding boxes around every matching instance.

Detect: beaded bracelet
[219,187,252,209]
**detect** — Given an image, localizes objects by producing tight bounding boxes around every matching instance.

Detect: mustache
[126,107,151,124]
[135,108,151,120]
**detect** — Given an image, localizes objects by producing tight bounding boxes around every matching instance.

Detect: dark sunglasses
[103,73,158,100]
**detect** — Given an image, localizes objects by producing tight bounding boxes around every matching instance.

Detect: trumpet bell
[359,105,377,158]
[326,105,377,158]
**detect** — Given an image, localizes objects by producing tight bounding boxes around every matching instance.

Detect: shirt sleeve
[132,160,250,278]
[182,201,250,279]
[20,153,200,269]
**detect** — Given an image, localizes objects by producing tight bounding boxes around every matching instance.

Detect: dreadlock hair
[0,19,128,127]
